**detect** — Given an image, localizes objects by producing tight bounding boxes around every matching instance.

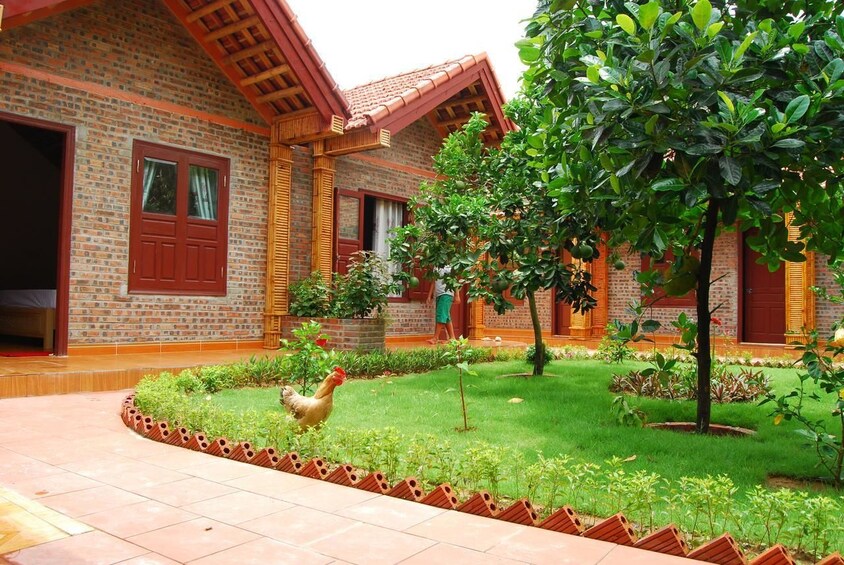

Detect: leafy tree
[520,0,844,431]
[391,108,599,376]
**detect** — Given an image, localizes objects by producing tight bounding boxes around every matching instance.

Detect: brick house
[0,0,838,359]
[0,0,510,355]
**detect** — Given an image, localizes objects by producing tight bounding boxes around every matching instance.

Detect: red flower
[315,338,328,347]
[711,317,722,326]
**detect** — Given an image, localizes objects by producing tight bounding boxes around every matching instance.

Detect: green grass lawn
[213,358,837,493]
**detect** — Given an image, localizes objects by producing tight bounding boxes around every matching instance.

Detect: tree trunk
[695,198,720,434]
[527,291,545,376]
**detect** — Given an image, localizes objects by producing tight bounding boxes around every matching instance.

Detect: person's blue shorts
[435,294,453,323]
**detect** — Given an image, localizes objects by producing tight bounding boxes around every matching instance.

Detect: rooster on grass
[280,366,346,430]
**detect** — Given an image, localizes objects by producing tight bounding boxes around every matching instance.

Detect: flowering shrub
[280,320,337,394]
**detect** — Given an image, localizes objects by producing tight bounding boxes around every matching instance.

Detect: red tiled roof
[343,53,512,135]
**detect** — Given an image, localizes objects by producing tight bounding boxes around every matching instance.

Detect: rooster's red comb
[333,366,347,378]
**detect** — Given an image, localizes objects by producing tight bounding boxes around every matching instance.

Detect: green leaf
[707,21,724,38]
[734,31,757,60]
[586,65,601,83]
[787,21,806,41]
[822,58,844,85]
[772,138,806,149]
[771,123,786,134]
[691,0,712,32]
[651,178,685,192]
[717,91,734,115]
[719,156,741,186]
[617,14,637,36]
[516,39,541,64]
[785,95,810,123]
[638,1,660,31]
[645,114,659,135]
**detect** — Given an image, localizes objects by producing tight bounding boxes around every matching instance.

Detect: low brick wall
[281,316,386,352]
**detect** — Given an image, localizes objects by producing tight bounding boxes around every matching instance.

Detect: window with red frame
[128,141,229,295]
[641,250,697,307]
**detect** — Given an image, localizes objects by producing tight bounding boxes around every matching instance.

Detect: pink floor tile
[78,462,191,493]
[175,456,267,483]
[275,480,379,513]
[80,499,199,538]
[486,525,616,564]
[0,452,67,483]
[136,449,211,471]
[308,522,435,565]
[400,542,525,565]
[6,471,102,498]
[3,530,147,565]
[187,537,333,565]
[223,469,314,498]
[181,490,293,525]
[336,493,445,531]
[238,506,358,546]
[126,518,259,563]
[131,477,237,507]
[405,509,526,552]
[113,553,182,565]
[39,484,148,518]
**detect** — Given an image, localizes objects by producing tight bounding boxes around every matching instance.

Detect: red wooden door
[450,287,468,338]
[334,189,363,274]
[742,233,785,343]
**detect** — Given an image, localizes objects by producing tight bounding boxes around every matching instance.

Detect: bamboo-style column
[263,142,293,348]
[784,214,815,343]
[570,259,592,337]
[311,140,335,280]
[590,237,610,336]
[467,298,485,339]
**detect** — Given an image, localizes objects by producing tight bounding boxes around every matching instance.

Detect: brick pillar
[263,143,293,349]
[784,214,815,344]
[311,140,335,281]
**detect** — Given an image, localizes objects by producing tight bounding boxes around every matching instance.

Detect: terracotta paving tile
[0,437,104,466]
[3,530,147,565]
[598,544,709,564]
[238,506,358,546]
[181,491,293,525]
[75,462,191,493]
[59,454,138,477]
[175,456,268,483]
[405,509,526,552]
[308,522,436,565]
[0,452,67,483]
[187,536,333,565]
[223,468,314,498]
[400,542,525,565]
[486,526,616,564]
[276,480,379,513]
[6,471,102,499]
[131,477,237,507]
[39,485,148,518]
[126,518,259,563]
[80,499,199,538]
[336,493,445,531]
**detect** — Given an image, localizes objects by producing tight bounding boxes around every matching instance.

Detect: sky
[285,0,538,100]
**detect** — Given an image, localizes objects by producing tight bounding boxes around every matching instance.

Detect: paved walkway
[0,391,704,564]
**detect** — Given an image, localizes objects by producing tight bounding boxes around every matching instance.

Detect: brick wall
[815,256,844,334]
[0,1,270,345]
[282,316,385,351]
[484,290,553,331]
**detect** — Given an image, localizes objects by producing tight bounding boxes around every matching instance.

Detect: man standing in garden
[427,266,460,344]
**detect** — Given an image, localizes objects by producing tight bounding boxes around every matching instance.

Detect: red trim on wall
[737,232,745,342]
[0,111,75,356]
[0,62,271,137]
[344,153,438,179]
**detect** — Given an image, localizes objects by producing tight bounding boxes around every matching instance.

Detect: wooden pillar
[311,140,335,280]
[590,236,610,336]
[467,298,485,339]
[784,215,815,343]
[263,143,293,349]
[570,260,592,337]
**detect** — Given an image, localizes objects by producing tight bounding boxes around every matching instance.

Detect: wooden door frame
[0,111,74,356]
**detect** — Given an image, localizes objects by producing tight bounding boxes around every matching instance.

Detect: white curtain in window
[189,166,218,220]
[373,198,404,295]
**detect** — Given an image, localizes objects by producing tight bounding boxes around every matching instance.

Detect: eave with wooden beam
[324,128,390,156]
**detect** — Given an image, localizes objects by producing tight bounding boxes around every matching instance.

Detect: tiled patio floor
[0,391,708,564]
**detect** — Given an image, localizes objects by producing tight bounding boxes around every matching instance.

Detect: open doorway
[0,114,73,357]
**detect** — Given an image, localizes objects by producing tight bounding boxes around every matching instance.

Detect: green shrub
[525,343,555,366]
[331,251,397,319]
[288,272,331,317]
